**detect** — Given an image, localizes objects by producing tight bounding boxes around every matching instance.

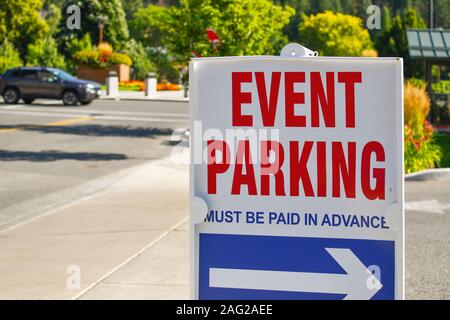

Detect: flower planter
[75,64,130,84]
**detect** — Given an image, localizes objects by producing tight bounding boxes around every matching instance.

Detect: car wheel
[3,88,20,104]
[23,99,34,104]
[62,90,79,106]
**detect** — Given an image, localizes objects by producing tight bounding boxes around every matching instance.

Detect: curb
[100,97,189,103]
[405,168,450,181]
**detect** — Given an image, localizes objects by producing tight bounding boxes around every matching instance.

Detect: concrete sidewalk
[0,157,189,300]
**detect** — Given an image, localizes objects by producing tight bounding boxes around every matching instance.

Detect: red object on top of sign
[206,28,220,44]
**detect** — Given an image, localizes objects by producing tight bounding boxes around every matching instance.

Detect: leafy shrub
[404,82,442,173]
[406,78,426,90]
[361,49,378,57]
[0,40,22,74]
[73,43,132,68]
[404,124,441,173]
[435,132,450,168]
[110,52,132,66]
[119,80,144,91]
[67,34,93,56]
[64,34,94,72]
[73,50,102,67]
[26,37,66,69]
[432,81,450,94]
[404,82,430,134]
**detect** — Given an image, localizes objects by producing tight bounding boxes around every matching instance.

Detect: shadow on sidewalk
[0,124,173,138]
[0,149,127,162]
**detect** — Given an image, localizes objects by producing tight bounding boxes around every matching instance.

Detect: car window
[9,70,21,78]
[20,70,38,80]
[39,71,59,83]
[48,68,75,81]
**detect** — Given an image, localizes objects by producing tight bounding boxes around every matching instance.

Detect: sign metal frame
[189,54,404,300]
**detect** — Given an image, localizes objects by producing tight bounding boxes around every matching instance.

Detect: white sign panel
[189,55,404,300]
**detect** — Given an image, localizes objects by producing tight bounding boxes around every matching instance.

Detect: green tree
[280,0,311,42]
[381,5,392,31]
[431,0,450,28]
[42,3,62,35]
[166,0,293,64]
[339,0,355,15]
[296,0,312,14]
[121,0,144,20]
[58,0,129,49]
[299,11,373,56]
[356,0,372,18]
[317,0,335,12]
[0,40,23,74]
[0,0,49,58]
[335,0,343,13]
[122,39,156,80]
[130,5,177,82]
[164,0,293,93]
[376,7,426,78]
[26,37,66,69]
[43,0,65,7]
[130,4,168,48]
[279,0,448,28]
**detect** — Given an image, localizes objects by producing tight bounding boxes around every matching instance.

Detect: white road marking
[405,199,450,215]
[0,109,187,123]
[94,115,185,123]
[0,105,188,118]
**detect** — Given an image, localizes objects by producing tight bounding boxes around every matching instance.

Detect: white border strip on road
[0,110,187,123]
[0,105,188,118]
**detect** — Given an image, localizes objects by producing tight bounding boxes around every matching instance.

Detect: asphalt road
[0,98,188,229]
[0,98,448,299]
[405,178,450,299]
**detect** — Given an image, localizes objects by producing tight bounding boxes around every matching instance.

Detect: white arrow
[209,248,382,300]
[405,199,450,215]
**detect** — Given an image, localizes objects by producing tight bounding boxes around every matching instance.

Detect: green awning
[406,29,450,60]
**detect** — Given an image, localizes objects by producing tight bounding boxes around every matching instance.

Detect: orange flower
[157,82,181,91]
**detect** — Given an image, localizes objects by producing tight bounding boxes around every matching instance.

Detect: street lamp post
[97,15,107,45]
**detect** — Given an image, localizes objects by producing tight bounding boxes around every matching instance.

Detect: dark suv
[0,67,102,106]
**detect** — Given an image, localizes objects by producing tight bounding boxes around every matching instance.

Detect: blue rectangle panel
[199,233,395,300]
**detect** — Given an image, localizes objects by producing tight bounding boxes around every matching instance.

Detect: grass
[435,132,450,168]
[100,84,142,92]
[432,80,450,94]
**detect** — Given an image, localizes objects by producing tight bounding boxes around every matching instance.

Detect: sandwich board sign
[189,44,404,300]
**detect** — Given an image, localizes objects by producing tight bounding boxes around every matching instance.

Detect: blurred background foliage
[1,0,449,81]
[1,0,450,172]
